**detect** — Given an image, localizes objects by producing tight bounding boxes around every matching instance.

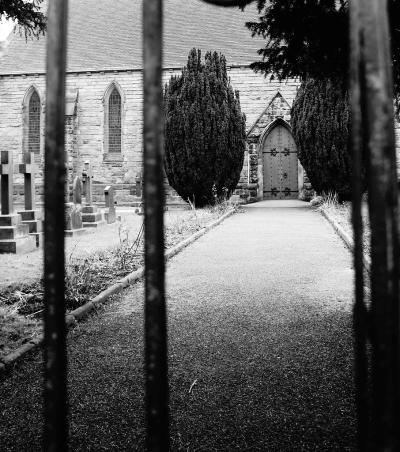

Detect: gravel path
[0,200,356,451]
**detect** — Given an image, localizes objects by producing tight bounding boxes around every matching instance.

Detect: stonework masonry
[1,66,399,206]
[0,66,300,205]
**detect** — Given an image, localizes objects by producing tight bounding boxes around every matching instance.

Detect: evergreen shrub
[291,77,366,201]
[164,48,246,207]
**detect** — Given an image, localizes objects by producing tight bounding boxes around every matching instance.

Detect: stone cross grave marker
[82,161,93,205]
[19,152,36,211]
[17,152,43,247]
[0,150,36,253]
[104,185,116,224]
[0,150,13,215]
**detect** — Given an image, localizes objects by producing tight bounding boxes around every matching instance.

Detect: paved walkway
[0,201,356,451]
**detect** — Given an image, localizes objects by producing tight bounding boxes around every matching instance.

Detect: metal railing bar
[357,0,400,448]
[349,1,369,448]
[143,1,169,450]
[43,0,69,450]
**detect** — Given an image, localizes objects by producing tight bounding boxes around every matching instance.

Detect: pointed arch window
[108,87,121,153]
[28,90,41,154]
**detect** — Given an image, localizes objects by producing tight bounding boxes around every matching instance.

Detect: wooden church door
[262,124,298,199]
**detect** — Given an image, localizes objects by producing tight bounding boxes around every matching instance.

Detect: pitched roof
[0,0,263,75]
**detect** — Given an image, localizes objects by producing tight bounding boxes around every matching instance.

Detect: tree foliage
[164,48,246,207]
[291,77,364,201]
[0,0,46,38]
[246,0,400,105]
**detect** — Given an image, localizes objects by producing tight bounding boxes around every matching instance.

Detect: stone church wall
[0,66,299,206]
[2,67,398,206]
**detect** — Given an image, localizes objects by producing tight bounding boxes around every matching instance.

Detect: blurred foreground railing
[43,0,69,450]
[350,0,400,450]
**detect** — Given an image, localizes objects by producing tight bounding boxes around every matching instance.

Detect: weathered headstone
[17,152,43,247]
[82,161,93,205]
[65,176,87,237]
[104,185,116,224]
[0,151,36,253]
[81,161,106,228]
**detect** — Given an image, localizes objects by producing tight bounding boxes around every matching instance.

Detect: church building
[0,0,306,205]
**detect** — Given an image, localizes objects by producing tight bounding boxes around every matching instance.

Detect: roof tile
[0,0,263,75]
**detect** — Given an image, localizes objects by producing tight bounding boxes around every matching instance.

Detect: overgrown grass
[0,306,43,357]
[316,192,370,255]
[0,202,237,358]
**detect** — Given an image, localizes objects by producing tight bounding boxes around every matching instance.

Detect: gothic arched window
[28,90,41,154]
[108,87,121,153]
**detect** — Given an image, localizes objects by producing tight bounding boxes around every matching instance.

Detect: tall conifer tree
[291,77,365,201]
[164,48,246,207]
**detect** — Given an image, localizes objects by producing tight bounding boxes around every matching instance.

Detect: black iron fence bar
[142,1,256,448]
[143,1,169,450]
[349,0,369,449]
[350,0,400,449]
[362,0,400,448]
[43,0,69,450]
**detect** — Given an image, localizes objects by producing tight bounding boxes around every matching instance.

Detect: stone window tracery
[28,90,41,154]
[108,87,121,153]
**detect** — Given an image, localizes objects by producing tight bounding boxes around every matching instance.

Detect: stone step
[0,235,37,254]
[0,224,30,240]
[0,214,21,227]
[65,228,87,237]
[23,220,43,233]
[82,220,107,229]
[81,212,104,223]
[18,209,43,221]
[82,205,98,214]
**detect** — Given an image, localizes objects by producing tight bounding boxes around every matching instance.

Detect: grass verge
[316,192,370,255]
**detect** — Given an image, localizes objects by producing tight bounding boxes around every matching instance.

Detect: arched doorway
[262,121,299,199]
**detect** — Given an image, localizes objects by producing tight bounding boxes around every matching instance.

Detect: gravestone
[17,152,43,247]
[65,176,87,237]
[0,151,36,253]
[135,173,142,198]
[104,185,116,224]
[81,161,106,228]
[82,161,93,205]
[134,172,144,215]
